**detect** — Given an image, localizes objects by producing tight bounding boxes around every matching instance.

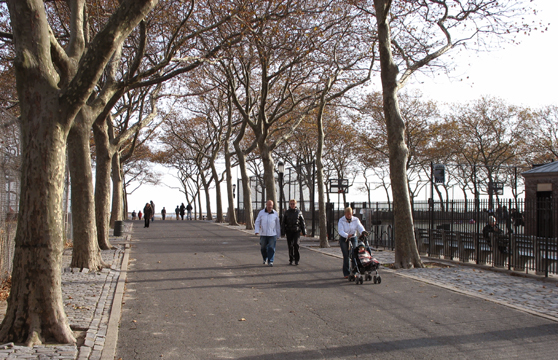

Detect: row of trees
[0,0,542,345]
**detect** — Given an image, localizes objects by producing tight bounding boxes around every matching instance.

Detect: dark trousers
[339,236,357,276]
[286,231,301,263]
[144,217,150,228]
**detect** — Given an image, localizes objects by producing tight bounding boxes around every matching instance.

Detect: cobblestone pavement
[218,223,558,323]
[0,233,127,360]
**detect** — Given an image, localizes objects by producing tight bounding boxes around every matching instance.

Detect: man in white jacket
[255,200,281,267]
[338,207,365,278]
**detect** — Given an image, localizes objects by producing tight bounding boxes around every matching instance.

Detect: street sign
[433,164,445,184]
[329,179,349,194]
[488,181,504,195]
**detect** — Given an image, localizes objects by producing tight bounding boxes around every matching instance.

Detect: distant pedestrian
[131,210,137,220]
[180,203,186,220]
[150,200,155,221]
[255,200,281,267]
[338,207,365,278]
[138,211,142,220]
[186,203,193,220]
[161,207,167,220]
[281,199,306,265]
[175,206,180,220]
[143,203,153,228]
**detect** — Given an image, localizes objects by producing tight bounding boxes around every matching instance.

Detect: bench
[429,230,445,257]
[442,230,458,260]
[535,237,558,275]
[476,235,493,264]
[511,234,535,271]
[457,232,475,262]
[489,233,510,268]
[415,228,429,254]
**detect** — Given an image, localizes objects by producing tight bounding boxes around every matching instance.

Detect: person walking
[138,210,142,220]
[175,206,180,220]
[143,203,153,228]
[150,200,155,221]
[255,200,281,267]
[186,203,193,220]
[131,210,137,220]
[161,207,167,220]
[338,207,365,278]
[281,199,306,265]
[180,203,186,220]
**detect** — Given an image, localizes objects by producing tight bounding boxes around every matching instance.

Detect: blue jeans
[260,236,277,263]
[339,236,357,276]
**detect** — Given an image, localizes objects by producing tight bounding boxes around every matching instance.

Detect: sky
[128,1,558,215]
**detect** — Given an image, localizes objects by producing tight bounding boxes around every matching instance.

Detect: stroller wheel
[349,274,355,282]
[366,274,372,281]
[359,277,364,285]
[373,275,378,284]
[377,276,382,284]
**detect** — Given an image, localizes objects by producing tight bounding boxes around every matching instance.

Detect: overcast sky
[128,1,558,215]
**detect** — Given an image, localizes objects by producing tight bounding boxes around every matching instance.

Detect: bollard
[114,220,123,237]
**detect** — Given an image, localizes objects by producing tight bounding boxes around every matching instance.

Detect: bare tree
[1,0,157,346]
[367,0,534,268]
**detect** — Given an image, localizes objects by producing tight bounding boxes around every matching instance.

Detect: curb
[100,231,132,360]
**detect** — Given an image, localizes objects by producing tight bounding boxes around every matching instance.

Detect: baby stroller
[348,232,381,285]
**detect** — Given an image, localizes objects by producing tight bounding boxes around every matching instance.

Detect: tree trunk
[197,188,202,220]
[374,0,422,269]
[210,164,224,223]
[260,144,277,209]
[110,150,124,227]
[0,108,75,345]
[316,99,329,248]
[236,148,254,229]
[225,152,238,226]
[201,175,213,221]
[68,111,104,270]
[93,117,114,250]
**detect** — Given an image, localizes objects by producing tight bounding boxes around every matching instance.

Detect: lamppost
[278,161,285,220]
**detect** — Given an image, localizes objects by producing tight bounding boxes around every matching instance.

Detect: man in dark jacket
[179,203,186,220]
[281,199,307,265]
[186,203,193,220]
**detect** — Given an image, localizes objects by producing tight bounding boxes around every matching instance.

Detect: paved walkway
[117,220,558,359]
[1,221,558,359]
[220,223,558,322]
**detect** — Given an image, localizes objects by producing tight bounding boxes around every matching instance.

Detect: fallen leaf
[239,318,246,321]
[132,320,137,323]
[478,290,482,292]
[158,261,161,264]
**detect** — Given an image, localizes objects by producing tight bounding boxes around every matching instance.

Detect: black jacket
[281,207,306,235]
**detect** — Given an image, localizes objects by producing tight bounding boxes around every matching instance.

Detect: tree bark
[68,110,104,270]
[316,101,330,248]
[210,163,224,223]
[225,152,238,226]
[374,0,422,269]
[110,150,124,227]
[1,0,157,344]
[93,116,114,250]
[0,115,76,345]
[237,150,254,229]
[259,144,277,209]
[201,174,213,221]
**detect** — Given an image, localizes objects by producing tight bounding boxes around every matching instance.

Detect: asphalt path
[116,220,558,359]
